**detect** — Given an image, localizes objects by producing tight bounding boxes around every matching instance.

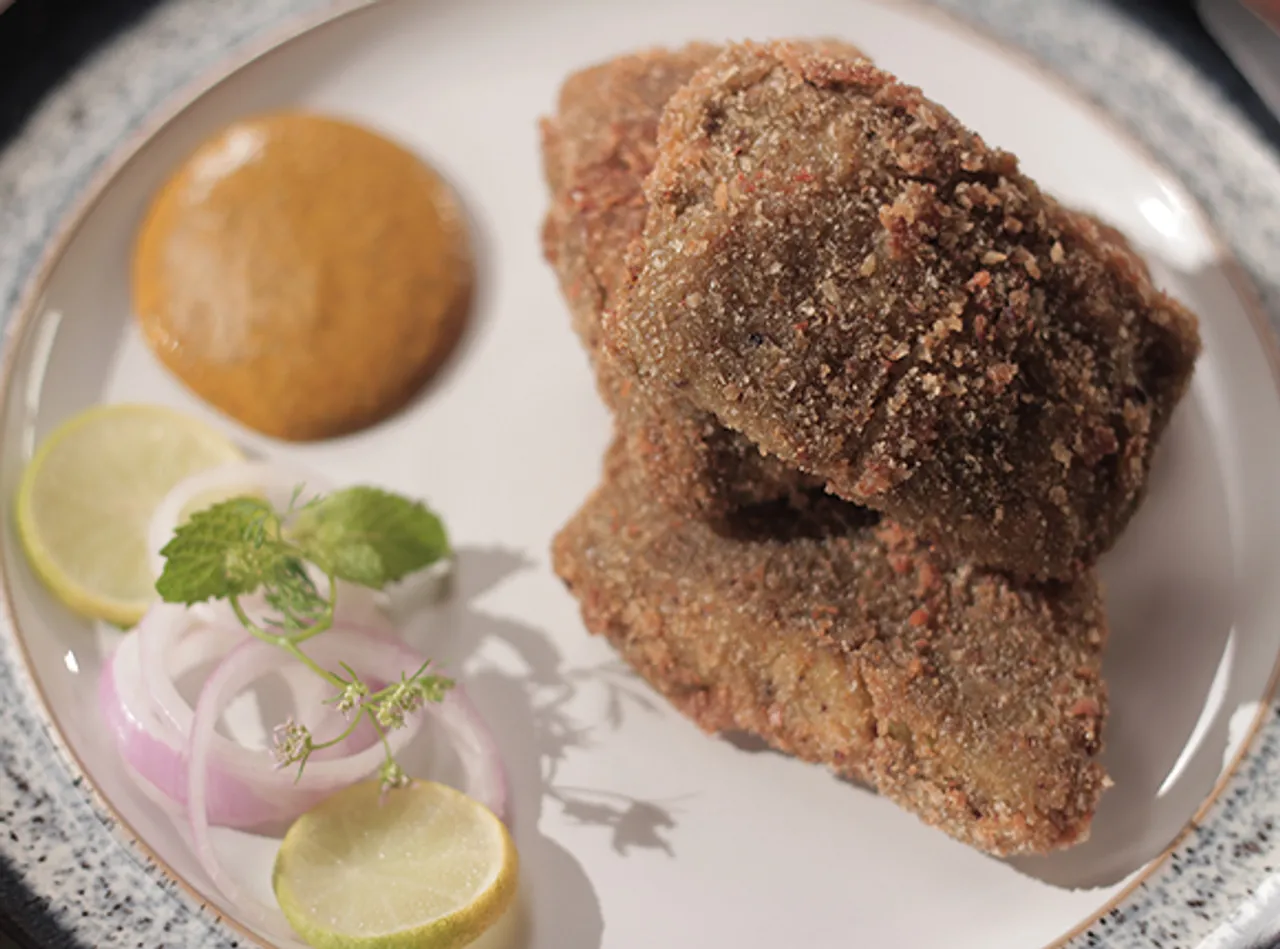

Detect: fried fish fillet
[552,441,1110,857]
[540,44,826,518]
[608,41,1201,578]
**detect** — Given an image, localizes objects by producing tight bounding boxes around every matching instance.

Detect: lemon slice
[274,781,518,949]
[15,403,242,626]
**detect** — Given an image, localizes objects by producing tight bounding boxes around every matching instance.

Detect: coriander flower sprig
[155,485,452,792]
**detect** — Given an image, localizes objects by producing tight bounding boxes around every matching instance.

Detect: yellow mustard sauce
[132,112,472,441]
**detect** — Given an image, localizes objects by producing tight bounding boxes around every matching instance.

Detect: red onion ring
[102,639,297,827]
[426,683,509,822]
[185,629,508,931]
[121,460,508,933]
[186,637,322,944]
[102,606,422,827]
[317,621,507,817]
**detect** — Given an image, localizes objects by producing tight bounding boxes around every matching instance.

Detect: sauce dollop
[133,112,472,441]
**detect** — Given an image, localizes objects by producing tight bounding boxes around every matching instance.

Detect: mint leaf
[156,496,282,604]
[260,555,328,632]
[288,486,450,588]
[152,483,453,801]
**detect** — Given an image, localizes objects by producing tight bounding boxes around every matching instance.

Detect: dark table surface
[3,0,1280,155]
[1,0,1280,946]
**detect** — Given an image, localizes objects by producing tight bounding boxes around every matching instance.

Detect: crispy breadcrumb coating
[553,441,1110,856]
[540,43,833,517]
[610,41,1201,578]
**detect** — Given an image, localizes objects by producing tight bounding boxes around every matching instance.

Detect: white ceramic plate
[3,1,1280,947]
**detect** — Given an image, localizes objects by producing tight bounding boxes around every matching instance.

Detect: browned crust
[609,41,1201,579]
[539,43,833,517]
[552,440,1110,857]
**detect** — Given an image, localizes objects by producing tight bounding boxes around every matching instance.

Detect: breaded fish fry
[540,44,833,517]
[610,41,1201,578]
[552,441,1110,857]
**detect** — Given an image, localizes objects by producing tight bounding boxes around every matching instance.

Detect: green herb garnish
[156,485,453,791]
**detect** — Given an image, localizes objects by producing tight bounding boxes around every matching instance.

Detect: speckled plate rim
[0,4,383,946]
[2,1,1280,947]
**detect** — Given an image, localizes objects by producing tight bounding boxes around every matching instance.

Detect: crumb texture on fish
[540,43,845,521]
[552,442,1110,857]
[612,40,1201,579]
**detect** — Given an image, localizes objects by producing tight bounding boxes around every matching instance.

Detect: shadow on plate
[398,544,684,948]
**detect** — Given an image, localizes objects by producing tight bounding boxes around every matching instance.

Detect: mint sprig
[156,485,453,790]
[290,486,450,588]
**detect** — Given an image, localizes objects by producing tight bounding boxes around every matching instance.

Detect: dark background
[0,0,1279,946]
[3,0,1278,152]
